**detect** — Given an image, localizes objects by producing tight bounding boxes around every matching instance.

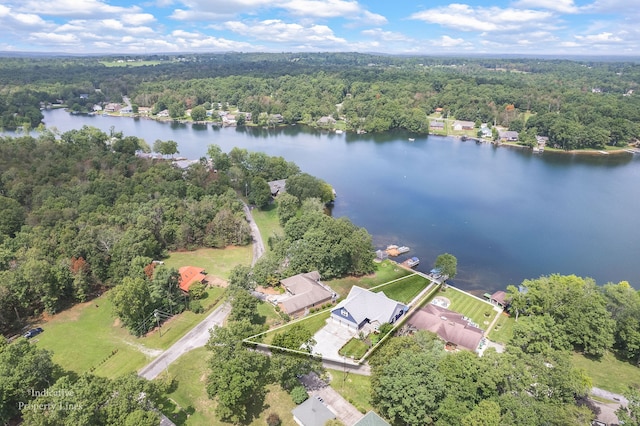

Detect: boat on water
[397,246,410,254]
[405,257,420,268]
[335,129,344,134]
[408,138,415,142]
[461,136,468,141]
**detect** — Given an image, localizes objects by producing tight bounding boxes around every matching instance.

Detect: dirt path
[243,202,265,266]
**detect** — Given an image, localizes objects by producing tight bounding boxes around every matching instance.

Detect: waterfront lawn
[327,260,412,298]
[372,273,430,304]
[163,246,252,280]
[260,310,331,346]
[339,338,369,359]
[572,351,640,395]
[158,347,298,426]
[441,286,498,329]
[488,312,515,344]
[252,203,283,252]
[327,368,373,414]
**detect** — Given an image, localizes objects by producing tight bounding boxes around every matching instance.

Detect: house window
[341,309,349,317]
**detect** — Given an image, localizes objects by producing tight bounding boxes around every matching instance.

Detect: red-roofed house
[490,290,507,308]
[178,266,207,292]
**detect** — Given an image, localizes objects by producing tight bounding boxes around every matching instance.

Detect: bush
[188,282,206,300]
[290,386,308,404]
[189,300,203,314]
[266,413,281,426]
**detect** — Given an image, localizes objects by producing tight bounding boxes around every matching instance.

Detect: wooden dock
[385,245,410,257]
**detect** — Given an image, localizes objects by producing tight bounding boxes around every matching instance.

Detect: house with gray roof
[267,179,286,196]
[279,271,335,317]
[498,130,519,142]
[407,303,484,352]
[354,411,390,426]
[453,120,475,131]
[292,397,335,426]
[331,286,407,331]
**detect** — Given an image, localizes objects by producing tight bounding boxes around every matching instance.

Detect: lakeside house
[278,271,335,317]
[317,116,336,127]
[430,121,445,131]
[489,290,507,308]
[178,266,207,292]
[331,286,407,331]
[407,303,484,352]
[498,130,519,142]
[453,120,475,131]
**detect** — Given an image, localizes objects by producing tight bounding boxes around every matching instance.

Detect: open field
[327,260,412,298]
[164,247,252,280]
[372,273,430,304]
[572,352,640,395]
[327,368,373,414]
[34,287,226,378]
[251,203,282,252]
[158,347,298,425]
[439,286,499,330]
[487,312,515,344]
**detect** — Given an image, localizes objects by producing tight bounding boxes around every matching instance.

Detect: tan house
[407,303,484,352]
[279,271,335,317]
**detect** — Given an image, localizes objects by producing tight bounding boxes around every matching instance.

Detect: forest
[1,53,639,149]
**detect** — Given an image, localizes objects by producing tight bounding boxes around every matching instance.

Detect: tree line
[1,53,639,148]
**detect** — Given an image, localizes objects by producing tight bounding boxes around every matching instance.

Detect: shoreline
[89,110,636,157]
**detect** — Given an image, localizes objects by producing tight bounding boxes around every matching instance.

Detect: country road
[139,201,265,380]
[138,302,231,380]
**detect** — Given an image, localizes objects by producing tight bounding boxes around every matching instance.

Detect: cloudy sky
[0,0,638,55]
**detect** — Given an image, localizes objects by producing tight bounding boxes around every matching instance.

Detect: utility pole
[154,309,162,337]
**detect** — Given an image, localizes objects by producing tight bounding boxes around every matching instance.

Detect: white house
[331,286,407,331]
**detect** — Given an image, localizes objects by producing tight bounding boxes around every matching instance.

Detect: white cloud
[29,32,79,44]
[512,0,579,13]
[361,28,410,42]
[18,0,141,17]
[121,13,156,26]
[410,3,553,32]
[433,35,467,47]
[280,0,361,17]
[575,32,623,43]
[222,19,347,45]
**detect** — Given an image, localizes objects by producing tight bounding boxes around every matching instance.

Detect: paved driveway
[312,320,356,361]
[310,386,364,425]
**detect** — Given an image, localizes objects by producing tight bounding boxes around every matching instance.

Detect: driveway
[138,302,231,380]
[242,202,265,266]
[312,321,356,362]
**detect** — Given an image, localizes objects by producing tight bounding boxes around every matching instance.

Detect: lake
[31,109,640,293]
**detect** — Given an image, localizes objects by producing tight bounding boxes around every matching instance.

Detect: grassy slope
[327,368,373,414]
[440,286,499,330]
[327,260,412,298]
[487,312,516,344]
[159,347,298,426]
[251,203,282,253]
[572,352,640,395]
[163,246,252,280]
[373,273,430,304]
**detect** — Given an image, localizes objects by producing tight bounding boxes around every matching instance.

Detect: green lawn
[158,347,298,425]
[164,247,252,280]
[34,286,228,378]
[339,338,369,359]
[259,310,331,346]
[439,286,499,330]
[251,203,283,252]
[572,352,640,395]
[327,260,412,298]
[487,312,516,344]
[327,368,373,414]
[256,301,283,328]
[372,273,431,304]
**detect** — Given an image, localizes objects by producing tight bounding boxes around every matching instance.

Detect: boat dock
[385,245,410,257]
[402,257,420,268]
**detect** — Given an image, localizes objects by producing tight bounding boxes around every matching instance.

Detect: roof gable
[332,286,406,326]
[178,266,206,292]
[280,271,333,314]
[408,304,484,351]
[291,397,335,426]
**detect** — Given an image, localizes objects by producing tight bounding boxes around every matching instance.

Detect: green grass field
[438,286,499,330]
[487,312,516,344]
[163,247,252,280]
[34,287,227,378]
[259,310,331,346]
[572,351,640,395]
[327,368,373,414]
[158,347,298,425]
[372,273,431,304]
[339,338,369,359]
[251,203,282,252]
[327,260,412,298]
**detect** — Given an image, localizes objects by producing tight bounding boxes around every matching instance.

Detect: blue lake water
[30,109,640,294]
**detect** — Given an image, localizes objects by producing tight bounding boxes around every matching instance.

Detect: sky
[0,0,639,56]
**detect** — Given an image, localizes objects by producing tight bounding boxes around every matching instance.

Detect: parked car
[23,327,43,339]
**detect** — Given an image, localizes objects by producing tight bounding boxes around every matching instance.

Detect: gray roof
[407,304,484,351]
[498,130,519,139]
[292,397,335,426]
[334,286,406,326]
[354,411,390,426]
[267,179,286,195]
[280,272,333,314]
